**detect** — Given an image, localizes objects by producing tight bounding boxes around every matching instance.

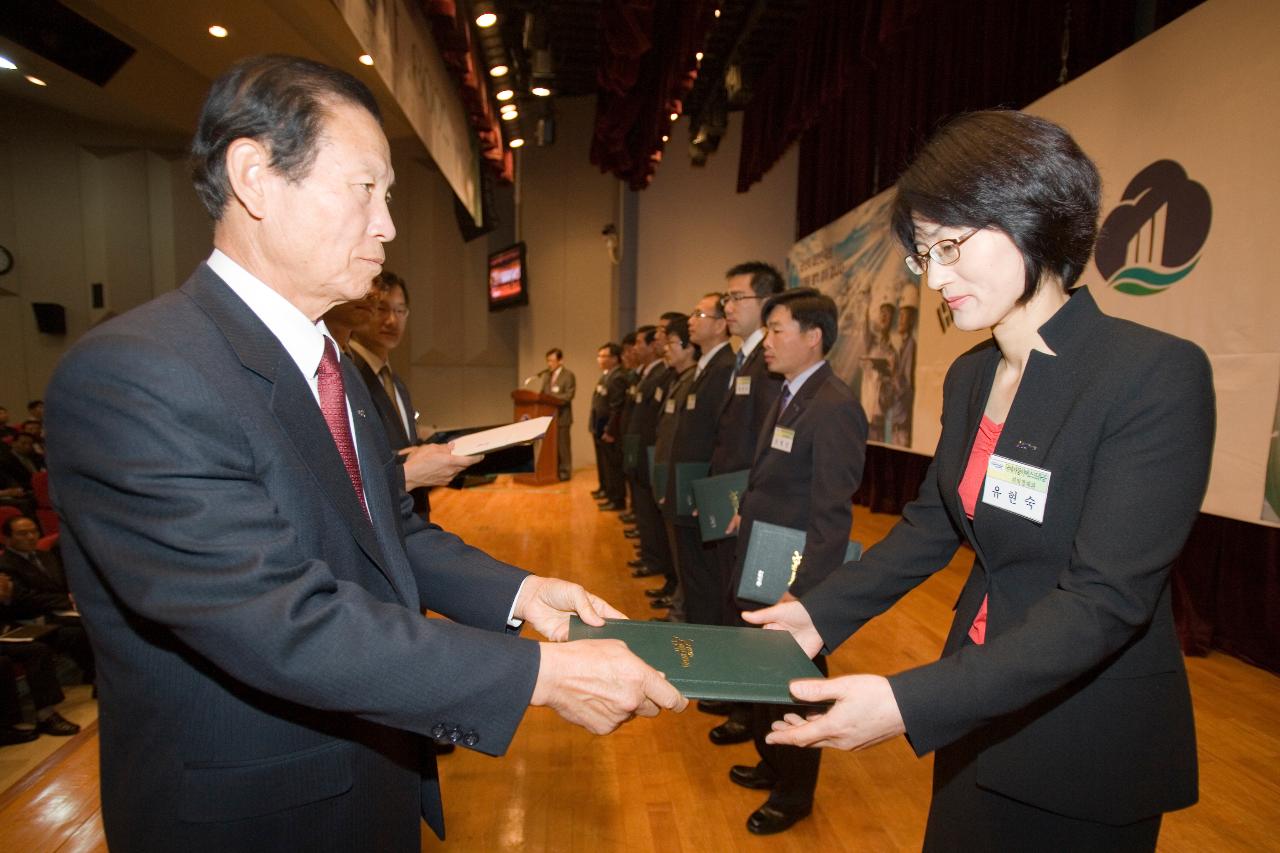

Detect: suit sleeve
[46,334,538,754]
[792,393,868,597]
[888,339,1215,756]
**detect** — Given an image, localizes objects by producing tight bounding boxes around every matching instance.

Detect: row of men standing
[589,262,870,835]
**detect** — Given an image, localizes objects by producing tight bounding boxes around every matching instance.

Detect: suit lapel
[948,346,1000,551]
[777,362,829,430]
[185,266,406,602]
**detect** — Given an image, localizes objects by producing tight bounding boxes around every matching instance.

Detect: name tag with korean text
[686,393,697,411]
[981,454,1051,524]
[551,385,560,393]
[770,426,795,453]
[664,398,676,414]
[735,376,752,396]
[654,387,664,403]
[595,384,605,395]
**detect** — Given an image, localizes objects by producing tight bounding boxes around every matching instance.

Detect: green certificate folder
[691,469,750,541]
[622,434,642,472]
[567,617,824,704]
[737,521,863,604]
[673,462,710,517]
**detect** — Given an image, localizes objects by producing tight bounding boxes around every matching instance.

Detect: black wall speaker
[32,302,67,335]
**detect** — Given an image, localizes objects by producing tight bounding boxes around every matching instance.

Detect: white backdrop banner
[788,0,1280,526]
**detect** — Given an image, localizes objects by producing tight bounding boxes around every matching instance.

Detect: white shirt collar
[696,339,731,376]
[207,250,332,382]
[739,327,765,359]
[783,359,826,398]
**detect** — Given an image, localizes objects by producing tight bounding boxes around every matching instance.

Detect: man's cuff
[507,575,532,629]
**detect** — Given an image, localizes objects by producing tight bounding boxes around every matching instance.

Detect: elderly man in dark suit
[726,288,867,835]
[45,55,684,853]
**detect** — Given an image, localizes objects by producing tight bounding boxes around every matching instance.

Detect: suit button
[448,727,462,743]
[463,731,479,747]
[430,724,446,740]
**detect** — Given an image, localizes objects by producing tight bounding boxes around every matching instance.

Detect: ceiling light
[358,54,374,66]
[502,110,518,121]
[500,104,517,116]
[0,56,17,71]
[25,75,47,87]
[510,138,525,149]
[714,8,721,17]
[496,88,515,101]
[662,135,669,142]
[489,64,509,78]
[670,112,679,121]
[695,51,703,62]
[208,25,228,38]
[477,13,497,27]
[531,86,551,97]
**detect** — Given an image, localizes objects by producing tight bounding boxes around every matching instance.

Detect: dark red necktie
[317,338,368,516]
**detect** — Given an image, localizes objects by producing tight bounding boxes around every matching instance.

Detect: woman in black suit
[745,110,1215,850]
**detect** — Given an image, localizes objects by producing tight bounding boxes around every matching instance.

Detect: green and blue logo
[1095,160,1211,296]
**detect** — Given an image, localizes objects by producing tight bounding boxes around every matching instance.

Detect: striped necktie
[318,339,368,516]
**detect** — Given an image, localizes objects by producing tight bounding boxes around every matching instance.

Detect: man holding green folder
[725,288,867,835]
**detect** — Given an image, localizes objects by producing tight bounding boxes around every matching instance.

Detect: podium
[512,389,562,485]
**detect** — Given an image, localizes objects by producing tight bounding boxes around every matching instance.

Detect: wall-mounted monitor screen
[488,242,529,312]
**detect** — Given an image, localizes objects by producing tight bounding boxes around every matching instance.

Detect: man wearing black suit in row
[590,343,629,510]
[726,288,867,835]
[622,326,675,586]
[659,295,735,625]
[45,55,684,852]
[702,262,786,745]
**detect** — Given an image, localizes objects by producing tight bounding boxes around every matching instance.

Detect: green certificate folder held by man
[672,462,710,517]
[691,469,749,541]
[568,617,824,705]
[737,521,863,605]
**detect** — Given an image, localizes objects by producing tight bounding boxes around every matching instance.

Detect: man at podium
[541,348,576,481]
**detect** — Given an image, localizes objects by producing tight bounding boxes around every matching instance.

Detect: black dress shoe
[649,596,673,609]
[729,764,778,790]
[644,585,675,599]
[631,566,662,578]
[747,802,811,835]
[708,719,752,745]
[697,699,732,715]
[619,513,636,523]
[591,489,607,498]
[599,502,626,511]
[36,712,81,737]
[0,726,39,746]
[623,529,640,538]
[627,558,647,569]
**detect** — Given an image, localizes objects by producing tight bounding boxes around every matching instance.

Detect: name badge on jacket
[735,376,752,396]
[551,385,560,392]
[664,398,676,414]
[981,454,1051,524]
[770,426,795,453]
[654,387,664,403]
[686,393,697,411]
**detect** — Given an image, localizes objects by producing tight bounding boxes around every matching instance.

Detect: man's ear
[805,325,824,352]
[224,137,272,220]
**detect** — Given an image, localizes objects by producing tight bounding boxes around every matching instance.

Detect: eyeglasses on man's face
[719,292,761,307]
[904,228,980,276]
[689,309,723,320]
[375,304,409,319]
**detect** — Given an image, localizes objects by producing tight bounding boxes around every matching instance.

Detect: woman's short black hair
[762,288,838,354]
[665,315,697,357]
[890,110,1101,301]
[191,54,382,220]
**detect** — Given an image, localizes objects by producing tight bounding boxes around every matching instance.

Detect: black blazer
[46,264,539,851]
[0,548,73,617]
[662,344,736,523]
[708,338,784,476]
[624,362,670,485]
[802,288,1214,825]
[351,350,415,450]
[735,362,867,598]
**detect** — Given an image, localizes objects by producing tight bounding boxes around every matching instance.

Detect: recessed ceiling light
[502,110,518,121]
[489,64,509,77]
[0,56,17,71]
[510,138,525,149]
[496,88,514,101]
[662,135,669,142]
[695,51,703,62]
[208,25,228,38]
[670,112,678,121]
[531,86,551,97]
[476,12,497,28]
[25,75,47,87]
[500,102,517,112]
[714,8,721,18]
[358,54,374,66]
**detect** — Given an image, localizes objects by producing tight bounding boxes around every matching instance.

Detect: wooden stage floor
[1,472,1276,851]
